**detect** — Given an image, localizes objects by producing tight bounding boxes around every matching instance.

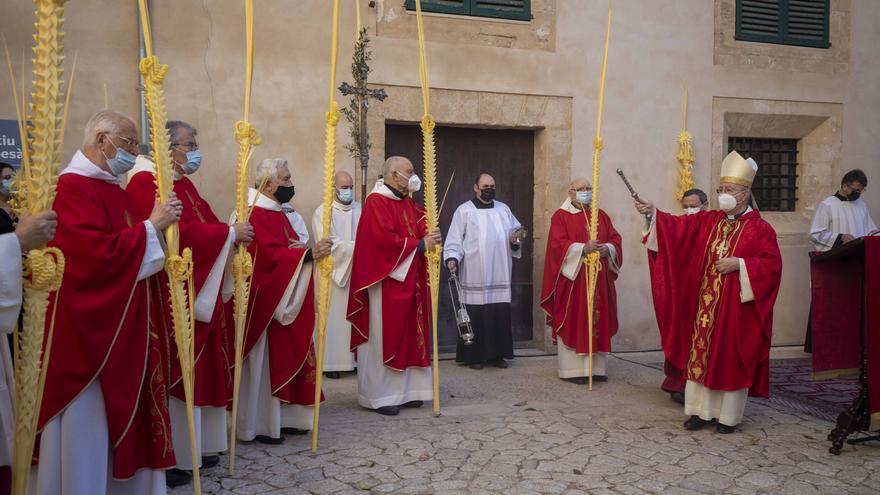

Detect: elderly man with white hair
[312,170,360,377]
[126,120,254,487]
[233,158,331,444]
[31,109,182,494]
[636,151,782,434]
[347,156,440,416]
[541,178,622,384]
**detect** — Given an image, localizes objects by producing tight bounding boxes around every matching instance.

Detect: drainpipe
[137,0,151,155]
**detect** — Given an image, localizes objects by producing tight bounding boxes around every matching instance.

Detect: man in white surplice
[444,173,523,370]
[232,158,332,444]
[809,169,877,252]
[804,168,877,352]
[311,171,360,377]
[0,212,57,486]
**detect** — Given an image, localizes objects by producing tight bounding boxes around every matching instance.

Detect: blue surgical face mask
[0,178,12,196]
[103,137,137,176]
[337,187,353,204]
[181,149,202,175]
[576,190,592,205]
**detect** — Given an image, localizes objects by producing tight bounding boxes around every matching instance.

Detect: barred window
[728,137,799,212]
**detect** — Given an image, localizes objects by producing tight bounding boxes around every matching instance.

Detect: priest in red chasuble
[233,158,331,444]
[126,120,253,485]
[636,150,782,434]
[33,110,182,494]
[541,178,622,384]
[347,156,441,416]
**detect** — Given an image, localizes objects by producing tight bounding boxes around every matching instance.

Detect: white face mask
[406,173,422,193]
[717,193,738,212]
[683,207,702,215]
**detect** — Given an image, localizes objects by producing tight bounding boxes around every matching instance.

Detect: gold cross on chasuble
[686,218,747,383]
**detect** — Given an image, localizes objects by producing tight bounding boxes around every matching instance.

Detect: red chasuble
[647,209,782,397]
[37,173,175,478]
[347,189,431,371]
[127,171,232,407]
[246,205,321,405]
[541,206,622,354]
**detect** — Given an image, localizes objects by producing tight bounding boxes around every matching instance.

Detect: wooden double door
[384,124,535,352]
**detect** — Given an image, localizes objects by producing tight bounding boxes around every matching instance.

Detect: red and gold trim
[687,218,747,382]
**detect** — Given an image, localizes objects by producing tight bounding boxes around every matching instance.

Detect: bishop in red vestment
[347,156,440,416]
[126,121,252,480]
[32,111,182,494]
[234,158,331,444]
[541,179,622,384]
[637,151,782,434]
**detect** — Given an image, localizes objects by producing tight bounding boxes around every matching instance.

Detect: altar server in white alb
[444,173,524,370]
[312,171,361,378]
[809,169,877,252]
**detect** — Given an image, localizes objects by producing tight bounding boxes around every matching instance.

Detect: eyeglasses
[845,183,866,193]
[172,142,199,151]
[716,186,744,195]
[569,188,592,192]
[109,134,139,152]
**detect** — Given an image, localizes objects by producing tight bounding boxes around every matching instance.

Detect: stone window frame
[374,0,556,52]
[402,0,533,23]
[714,0,850,75]
[711,96,844,235]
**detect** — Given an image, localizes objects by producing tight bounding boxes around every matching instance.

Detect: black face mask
[479,188,496,202]
[847,191,861,201]
[274,185,295,204]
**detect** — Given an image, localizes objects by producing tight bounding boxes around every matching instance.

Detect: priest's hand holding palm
[149,193,183,231]
[424,229,442,251]
[582,240,609,258]
[15,210,58,251]
[312,238,332,259]
[233,222,254,244]
[715,257,739,274]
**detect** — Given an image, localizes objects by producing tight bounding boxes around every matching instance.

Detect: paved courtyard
[173,351,880,494]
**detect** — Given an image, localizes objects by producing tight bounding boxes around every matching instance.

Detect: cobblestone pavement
[172,353,880,494]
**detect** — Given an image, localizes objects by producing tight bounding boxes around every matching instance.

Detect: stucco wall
[1,0,877,352]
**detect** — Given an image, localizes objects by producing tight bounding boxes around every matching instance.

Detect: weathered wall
[1,0,878,352]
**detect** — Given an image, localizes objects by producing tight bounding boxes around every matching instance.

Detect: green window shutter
[736,0,829,48]
[404,0,469,16]
[471,0,532,21]
[784,0,830,48]
[405,0,532,21]
[736,0,783,44]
